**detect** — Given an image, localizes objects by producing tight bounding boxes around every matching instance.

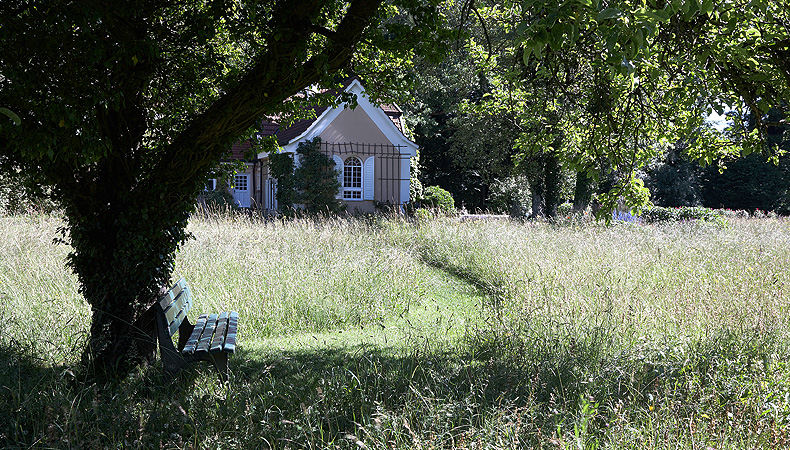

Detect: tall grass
[409,217,790,336]
[177,212,458,340]
[1,211,788,448]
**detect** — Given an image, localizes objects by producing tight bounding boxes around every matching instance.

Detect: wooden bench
[154,278,239,382]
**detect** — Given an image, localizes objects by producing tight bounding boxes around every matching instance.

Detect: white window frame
[204,178,217,192]
[343,156,363,200]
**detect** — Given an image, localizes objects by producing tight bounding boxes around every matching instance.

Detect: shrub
[294,138,343,214]
[269,138,343,215]
[268,152,297,210]
[641,205,725,225]
[420,186,455,215]
[200,189,237,210]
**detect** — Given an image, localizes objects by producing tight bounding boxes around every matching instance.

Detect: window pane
[234,175,248,191]
[343,157,362,199]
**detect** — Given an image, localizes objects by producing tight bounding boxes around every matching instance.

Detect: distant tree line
[646,109,790,214]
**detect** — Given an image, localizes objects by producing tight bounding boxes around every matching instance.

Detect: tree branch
[155,0,385,196]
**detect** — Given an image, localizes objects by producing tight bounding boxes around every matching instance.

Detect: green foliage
[0,168,57,215]
[294,138,343,214]
[487,175,532,216]
[420,185,455,214]
[640,205,725,225]
[268,138,344,215]
[200,188,237,211]
[268,152,297,211]
[701,153,790,214]
[513,0,790,212]
[644,145,704,207]
[644,112,790,213]
[405,4,520,211]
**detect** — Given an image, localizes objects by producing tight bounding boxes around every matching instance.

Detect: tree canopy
[514,0,790,211]
[409,0,788,215]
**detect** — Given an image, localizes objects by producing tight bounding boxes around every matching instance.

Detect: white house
[227,78,418,213]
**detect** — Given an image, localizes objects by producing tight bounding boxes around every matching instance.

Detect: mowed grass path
[1,212,789,449]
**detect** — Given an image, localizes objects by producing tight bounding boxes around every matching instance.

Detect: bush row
[640,205,725,224]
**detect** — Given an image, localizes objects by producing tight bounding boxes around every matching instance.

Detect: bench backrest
[157,278,192,337]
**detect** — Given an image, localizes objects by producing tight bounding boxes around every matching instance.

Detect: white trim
[266,178,278,211]
[257,79,418,159]
[204,178,217,192]
[342,156,363,201]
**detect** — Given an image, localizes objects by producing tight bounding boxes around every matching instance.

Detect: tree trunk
[69,198,180,378]
[83,296,158,379]
[60,151,195,379]
[530,182,544,218]
[573,169,594,212]
[543,151,562,218]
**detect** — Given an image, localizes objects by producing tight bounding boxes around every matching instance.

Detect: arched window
[343,156,363,199]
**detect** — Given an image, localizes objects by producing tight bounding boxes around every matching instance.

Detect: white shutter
[363,156,375,200]
[400,155,411,205]
[333,155,344,199]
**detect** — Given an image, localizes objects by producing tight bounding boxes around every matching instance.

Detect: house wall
[319,107,405,212]
[320,107,390,145]
[332,150,403,212]
[256,150,404,214]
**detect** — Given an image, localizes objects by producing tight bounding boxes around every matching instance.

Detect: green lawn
[1,211,789,449]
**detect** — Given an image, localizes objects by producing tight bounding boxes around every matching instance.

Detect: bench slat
[182,314,208,355]
[165,286,192,336]
[196,313,218,354]
[158,278,187,310]
[209,312,229,353]
[223,311,239,353]
[158,278,193,337]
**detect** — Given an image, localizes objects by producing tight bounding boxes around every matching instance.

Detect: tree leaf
[0,108,21,126]
[597,8,623,21]
[635,9,670,22]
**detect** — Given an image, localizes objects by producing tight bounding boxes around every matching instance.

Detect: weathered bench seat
[154,278,238,381]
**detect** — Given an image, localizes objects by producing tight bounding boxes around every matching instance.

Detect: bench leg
[161,345,190,378]
[208,352,229,382]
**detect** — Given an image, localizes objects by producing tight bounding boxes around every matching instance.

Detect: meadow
[1,211,789,449]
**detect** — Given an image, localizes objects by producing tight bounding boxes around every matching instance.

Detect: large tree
[0,0,444,378]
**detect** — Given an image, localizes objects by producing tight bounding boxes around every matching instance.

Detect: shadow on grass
[1,325,786,449]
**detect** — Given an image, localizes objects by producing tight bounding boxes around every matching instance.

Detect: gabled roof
[256,78,417,158]
[266,106,329,146]
[229,140,253,160]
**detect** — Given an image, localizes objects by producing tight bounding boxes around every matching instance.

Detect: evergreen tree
[294,138,343,214]
[268,152,297,211]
